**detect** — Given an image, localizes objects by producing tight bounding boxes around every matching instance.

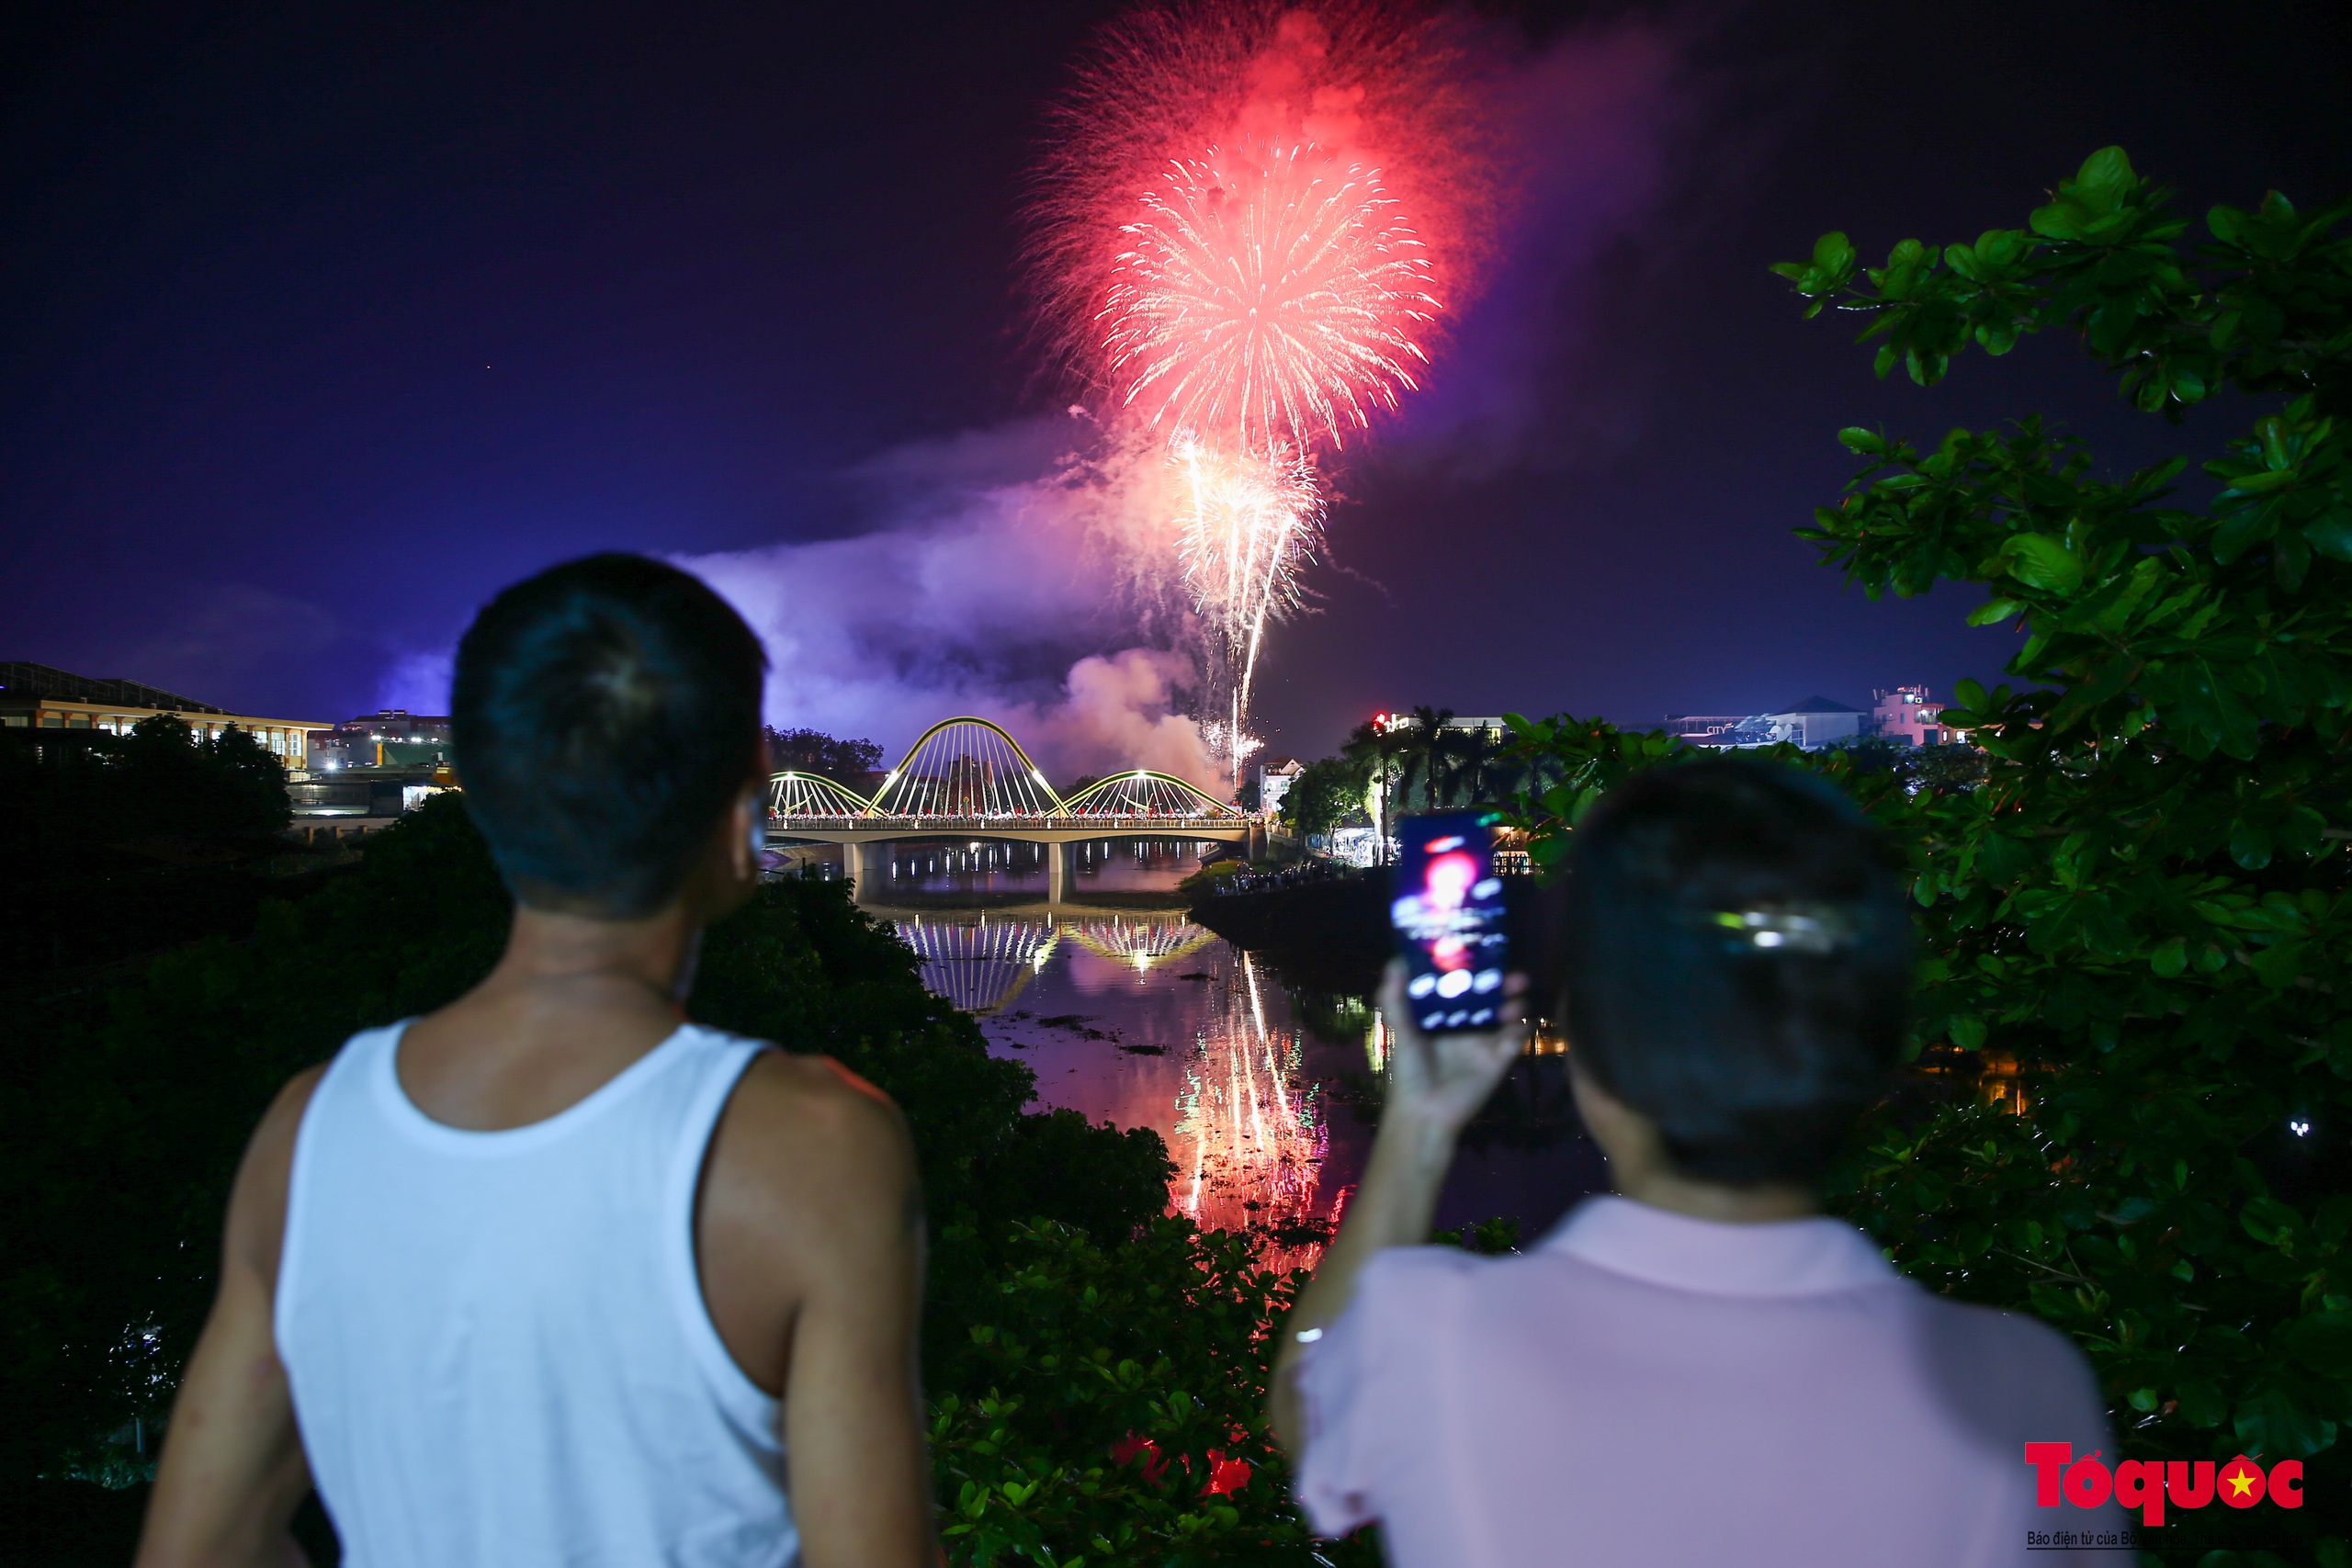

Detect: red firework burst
[1104,141,1439,452]
[1030,0,1489,439]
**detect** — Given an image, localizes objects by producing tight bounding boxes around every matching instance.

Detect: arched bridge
[766,716,1268,901]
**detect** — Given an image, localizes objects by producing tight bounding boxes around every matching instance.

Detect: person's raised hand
[1374,958,1529,1139]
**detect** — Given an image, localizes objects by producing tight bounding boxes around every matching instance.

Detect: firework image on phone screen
[1389,812,1510,1034]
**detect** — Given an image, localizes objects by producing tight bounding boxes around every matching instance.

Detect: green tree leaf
[1998,534,2086,593]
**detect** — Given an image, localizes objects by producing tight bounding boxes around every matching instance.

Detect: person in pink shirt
[1272,759,2127,1566]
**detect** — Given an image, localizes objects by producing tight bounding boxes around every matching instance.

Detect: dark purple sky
[3,1,2346,759]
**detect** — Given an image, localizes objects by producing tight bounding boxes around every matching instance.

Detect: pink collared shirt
[1294,1196,2127,1566]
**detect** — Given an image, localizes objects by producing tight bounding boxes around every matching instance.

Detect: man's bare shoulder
[693,1048,922,1395]
[224,1063,331,1279]
[725,1048,908,1139]
[255,1062,331,1144]
[707,1050,918,1224]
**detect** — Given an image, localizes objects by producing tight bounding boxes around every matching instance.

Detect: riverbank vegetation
[1275,705,1548,840]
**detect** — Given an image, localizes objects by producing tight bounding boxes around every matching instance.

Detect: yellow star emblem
[2224,1468,2257,1499]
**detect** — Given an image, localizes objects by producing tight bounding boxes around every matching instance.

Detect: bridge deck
[770,816,1253,840]
[768,818,1278,903]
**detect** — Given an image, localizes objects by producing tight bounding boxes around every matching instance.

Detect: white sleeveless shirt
[276,1021,798,1566]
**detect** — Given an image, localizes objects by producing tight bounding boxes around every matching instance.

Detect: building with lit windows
[1370,712,1510,739]
[0,661,327,764]
[1666,687,1962,751]
[289,710,458,818]
[1256,755,1304,816]
[308,708,454,771]
[1868,685,1954,746]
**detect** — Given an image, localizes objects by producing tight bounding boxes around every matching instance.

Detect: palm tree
[1447,722,1498,807]
[1408,705,1454,812]
[1340,718,1402,861]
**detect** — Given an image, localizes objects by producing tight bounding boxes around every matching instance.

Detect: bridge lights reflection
[892,904,1346,1273]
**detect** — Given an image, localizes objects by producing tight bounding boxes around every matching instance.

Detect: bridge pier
[1045,840,1077,903]
[852,840,892,902]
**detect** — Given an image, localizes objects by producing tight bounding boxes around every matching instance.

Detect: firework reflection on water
[953,910,1353,1271]
[1169,951,1335,1274]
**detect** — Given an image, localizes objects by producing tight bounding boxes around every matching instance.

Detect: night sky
[5,2,2348,763]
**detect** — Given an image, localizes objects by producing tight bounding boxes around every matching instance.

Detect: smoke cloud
[375,649,454,715]
[1392,18,1701,471]
[677,416,1220,786]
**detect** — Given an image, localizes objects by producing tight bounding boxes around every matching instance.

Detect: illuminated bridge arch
[1061,769,1240,819]
[868,716,1066,818]
[766,772,875,821]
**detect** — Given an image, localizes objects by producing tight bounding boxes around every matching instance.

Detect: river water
[829,837,1606,1264]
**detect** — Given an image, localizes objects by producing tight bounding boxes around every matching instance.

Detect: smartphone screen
[1390,811,1510,1033]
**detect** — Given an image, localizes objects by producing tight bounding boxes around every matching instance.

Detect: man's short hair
[452,554,765,918]
[1554,757,1911,1187]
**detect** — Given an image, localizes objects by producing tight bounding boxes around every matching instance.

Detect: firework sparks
[1106,145,1438,452]
[1198,712,1264,794]
[1032,3,1486,742]
[1170,438,1322,716]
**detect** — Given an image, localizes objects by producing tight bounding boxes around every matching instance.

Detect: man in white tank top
[137,555,934,1566]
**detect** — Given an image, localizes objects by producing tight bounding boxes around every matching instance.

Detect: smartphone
[1389,811,1511,1033]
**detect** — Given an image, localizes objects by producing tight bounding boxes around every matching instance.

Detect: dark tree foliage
[1277,755,1369,837]
[1283,716,1538,840]
[1,716,288,858]
[0,717,297,978]
[1826,736,1990,795]
[1906,741,1991,795]
[3,797,513,1506]
[763,726,885,785]
[927,1220,1355,1565]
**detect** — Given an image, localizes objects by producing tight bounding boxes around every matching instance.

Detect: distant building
[1764,696,1868,750]
[286,767,454,819]
[1370,712,1510,738]
[1671,696,1867,752]
[1257,755,1305,816]
[310,709,454,771]
[292,710,458,818]
[0,661,328,765]
[1668,688,1963,752]
[1868,685,1955,747]
[1662,714,1748,745]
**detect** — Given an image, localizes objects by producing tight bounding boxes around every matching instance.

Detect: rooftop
[0,660,224,715]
